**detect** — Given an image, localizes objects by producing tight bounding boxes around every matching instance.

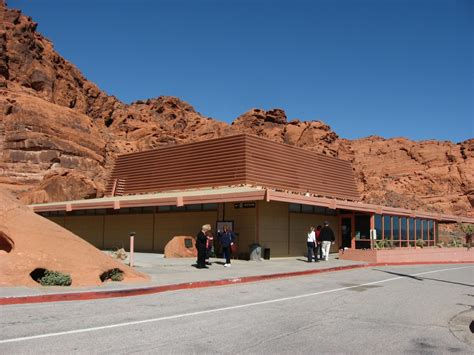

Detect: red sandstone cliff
[0,2,472,217]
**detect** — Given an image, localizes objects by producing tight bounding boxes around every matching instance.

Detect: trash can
[249,243,262,261]
[263,248,270,260]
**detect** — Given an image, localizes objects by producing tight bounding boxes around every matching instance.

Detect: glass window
[158,205,171,212]
[142,206,155,213]
[129,207,142,214]
[301,204,313,213]
[409,218,415,241]
[416,219,421,240]
[171,205,186,212]
[289,203,301,212]
[374,215,383,240]
[186,204,202,211]
[202,203,218,211]
[326,208,337,216]
[95,209,106,215]
[392,216,400,243]
[383,215,391,240]
[314,206,326,215]
[355,215,370,240]
[423,220,428,240]
[119,208,131,214]
[428,220,434,241]
[400,217,407,241]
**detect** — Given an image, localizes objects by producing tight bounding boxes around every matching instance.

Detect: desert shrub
[448,238,462,248]
[100,268,124,282]
[416,239,426,248]
[30,268,72,286]
[112,248,128,260]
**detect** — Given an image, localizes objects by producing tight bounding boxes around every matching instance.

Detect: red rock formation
[164,236,198,258]
[0,1,472,218]
[0,188,148,286]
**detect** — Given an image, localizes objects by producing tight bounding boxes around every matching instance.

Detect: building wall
[43,202,342,256]
[154,211,218,252]
[104,214,154,251]
[258,201,289,257]
[223,202,257,256]
[65,215,104,248]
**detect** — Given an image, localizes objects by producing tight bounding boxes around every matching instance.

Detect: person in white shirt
[307,226,316,262]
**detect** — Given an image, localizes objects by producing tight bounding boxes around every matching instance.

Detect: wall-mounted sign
[234,202,256,209]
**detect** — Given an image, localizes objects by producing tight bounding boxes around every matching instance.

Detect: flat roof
[30,185,474,224]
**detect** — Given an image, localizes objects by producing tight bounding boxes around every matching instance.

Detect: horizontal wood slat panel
[106,134,361,201]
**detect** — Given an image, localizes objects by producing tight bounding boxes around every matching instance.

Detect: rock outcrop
[0,1,472,218]
[0,188,148,286]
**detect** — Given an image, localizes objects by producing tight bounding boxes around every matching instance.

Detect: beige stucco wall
[104,214,154,251]
[223,202,256,255]
[65,215,104,248]
[289,213,340,256]
[258,201,289,257]
[154,211,217,252]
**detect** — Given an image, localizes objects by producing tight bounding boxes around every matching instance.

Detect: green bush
[100,268,124,282]
[416,239,426,248]
[39,270,72,286]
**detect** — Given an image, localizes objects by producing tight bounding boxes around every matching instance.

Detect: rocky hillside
[0,1,472,217]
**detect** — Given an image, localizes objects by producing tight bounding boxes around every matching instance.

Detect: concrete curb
[1,261,472,306]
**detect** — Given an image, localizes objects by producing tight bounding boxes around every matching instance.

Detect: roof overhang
[29,186,474,224]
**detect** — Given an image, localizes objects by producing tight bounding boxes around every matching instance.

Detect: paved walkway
[0,253,367,300]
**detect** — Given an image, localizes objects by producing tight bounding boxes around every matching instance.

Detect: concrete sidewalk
[0,253,366,301]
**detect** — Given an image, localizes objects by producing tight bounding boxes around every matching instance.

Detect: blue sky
[8,0,474,142]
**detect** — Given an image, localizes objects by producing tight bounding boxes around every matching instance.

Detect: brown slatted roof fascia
[105,133,360,200]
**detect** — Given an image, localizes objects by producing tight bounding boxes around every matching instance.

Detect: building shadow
[374,269,474,288]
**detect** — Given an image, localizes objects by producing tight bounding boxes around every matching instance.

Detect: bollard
[129,232,135,267]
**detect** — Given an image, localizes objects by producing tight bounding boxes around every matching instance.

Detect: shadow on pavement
[373,269,473,288]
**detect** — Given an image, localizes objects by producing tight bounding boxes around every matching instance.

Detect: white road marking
[0,265,472,344]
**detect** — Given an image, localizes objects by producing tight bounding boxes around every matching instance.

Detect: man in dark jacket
[196,224,211,269]
[319,221,335,261]
[218,225,235,267]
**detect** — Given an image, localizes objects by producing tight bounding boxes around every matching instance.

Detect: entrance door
[340,215,354,249]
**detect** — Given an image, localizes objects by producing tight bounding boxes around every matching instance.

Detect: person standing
[196,224,211,269]
[320,221,335,261]
[218,225,235,267]
[314,225,322,262]
[307,226,316,262]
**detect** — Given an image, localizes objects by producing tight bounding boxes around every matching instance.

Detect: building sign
[234,202,256,209]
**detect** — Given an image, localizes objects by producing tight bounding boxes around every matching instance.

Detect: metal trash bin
[263,248,270,260]
[249,243,262,261]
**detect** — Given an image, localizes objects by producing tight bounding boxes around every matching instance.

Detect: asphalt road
[1,264,473,354]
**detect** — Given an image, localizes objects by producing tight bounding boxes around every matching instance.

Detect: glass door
[340,214,354,249]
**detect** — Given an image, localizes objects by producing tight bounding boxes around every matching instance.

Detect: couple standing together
[196,224,235,269]
[307,221,335,262]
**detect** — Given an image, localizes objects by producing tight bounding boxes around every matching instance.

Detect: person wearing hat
[319,221,335,261]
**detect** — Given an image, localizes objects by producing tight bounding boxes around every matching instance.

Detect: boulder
[164,236,197,258]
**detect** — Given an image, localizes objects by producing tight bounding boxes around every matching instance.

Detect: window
[400,217,407,247]
[392,216,400,246]
[416,219,422,241]
[289,203,301,212]
[374,215,383,240]
[202,203,218,211]
[355,215,370,240]
[383,215,391,240]
[409,218,415,241]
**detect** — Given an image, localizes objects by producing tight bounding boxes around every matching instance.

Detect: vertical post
[370,214,375,249]
[129,232,135,267]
